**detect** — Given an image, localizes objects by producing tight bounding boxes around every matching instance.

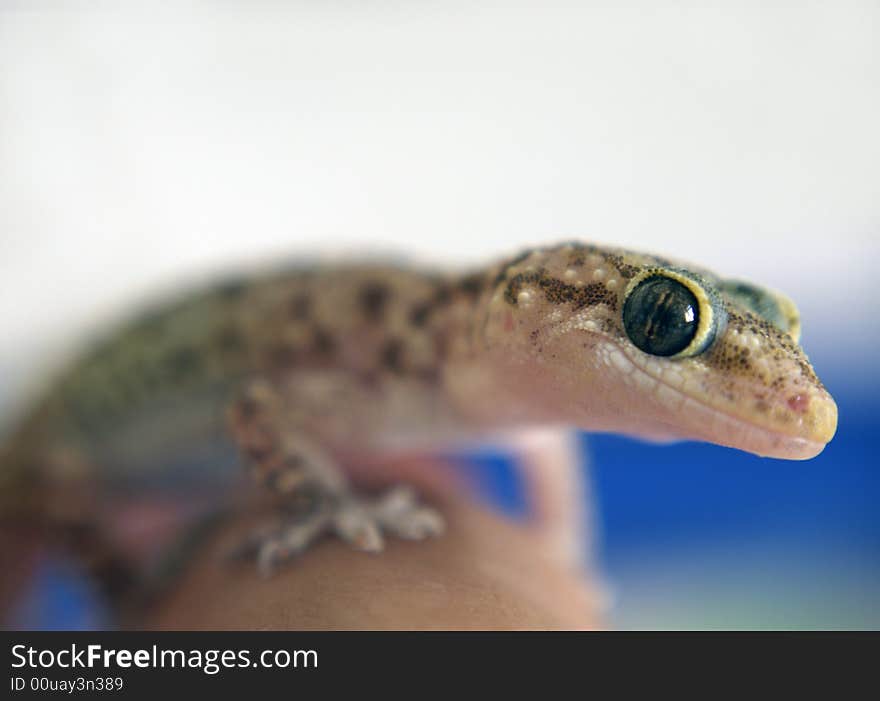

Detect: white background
[2,1,878,398]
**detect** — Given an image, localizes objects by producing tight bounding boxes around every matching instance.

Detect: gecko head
[491,244,838,460]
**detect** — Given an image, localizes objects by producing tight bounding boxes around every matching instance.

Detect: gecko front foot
[227,382,444,575]
[234,485,445,576]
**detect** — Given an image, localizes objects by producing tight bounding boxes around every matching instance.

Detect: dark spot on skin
[360,282,391,321]
[217,278,247,299]
[215,325,244,352]
[312,327,336,355]
[406,282,455,327]
[380,338,405,373]
[409,302,432,327]
[234,394,261,420]
[458,274,485,298]
[265,470,284,492]
[433,284,452,306]
[166,346,200,377]
[504,271,618,310]
[289,294,311,321]
[493,249,534,285]
[243,432,277,464]
[605,255,640,279]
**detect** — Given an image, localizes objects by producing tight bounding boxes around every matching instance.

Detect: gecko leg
[227,380,444,575]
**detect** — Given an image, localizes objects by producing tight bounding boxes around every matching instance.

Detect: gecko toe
[333,502,385,552]
[382,506,446,540]
[372,487,446,540]
[232,483,443,574]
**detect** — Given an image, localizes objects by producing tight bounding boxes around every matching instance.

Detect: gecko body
[0,242,837,609]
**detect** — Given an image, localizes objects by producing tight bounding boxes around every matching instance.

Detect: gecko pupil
[623,276,699,356]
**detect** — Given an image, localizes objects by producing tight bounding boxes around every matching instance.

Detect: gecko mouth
[613,348,838,461]
[643,384,834,460]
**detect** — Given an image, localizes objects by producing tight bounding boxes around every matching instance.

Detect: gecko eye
[623,274,710,357]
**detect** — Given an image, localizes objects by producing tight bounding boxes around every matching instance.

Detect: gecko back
[0,262,470,620]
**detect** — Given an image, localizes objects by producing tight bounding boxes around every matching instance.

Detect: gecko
[0,241,838,618]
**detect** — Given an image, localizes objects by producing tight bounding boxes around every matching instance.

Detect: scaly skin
[0,242,837,601]
[456,243,836,459]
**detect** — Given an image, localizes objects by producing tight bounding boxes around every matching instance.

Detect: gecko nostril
[787,394,810,413]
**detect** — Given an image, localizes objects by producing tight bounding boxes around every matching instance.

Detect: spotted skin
[467,243,835,458]
[0,243,837,605]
